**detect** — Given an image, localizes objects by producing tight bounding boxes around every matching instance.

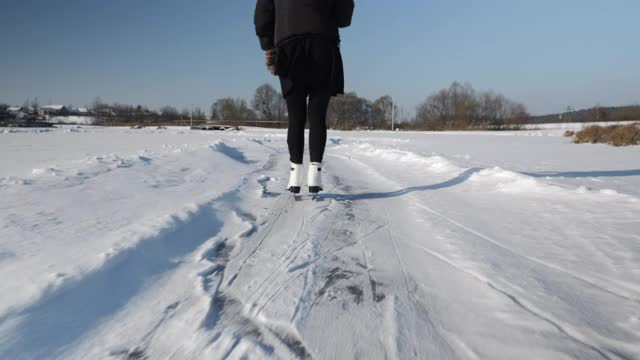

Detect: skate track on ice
[1,127,639,359]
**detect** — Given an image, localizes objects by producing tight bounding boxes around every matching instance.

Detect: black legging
[285,85,331,164]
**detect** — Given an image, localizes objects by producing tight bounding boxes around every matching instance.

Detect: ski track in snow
[1,126,639,359]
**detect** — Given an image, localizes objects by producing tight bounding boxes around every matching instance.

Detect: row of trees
[531,105,640,124]
[90,97,207,125]
[22,81,640,130]
[209,84,399,130]
[1,80,534,130]
[208,82,530,131]
[414,82,529,130]
[6,86,399,129]
[209,85,285,126]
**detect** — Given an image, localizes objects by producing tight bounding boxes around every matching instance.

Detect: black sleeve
[335,0,354,28]
[254,0,276,50]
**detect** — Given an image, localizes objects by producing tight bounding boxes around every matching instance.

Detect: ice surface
[1,125,639,359]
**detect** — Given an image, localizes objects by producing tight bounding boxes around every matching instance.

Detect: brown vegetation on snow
[573,123,640,146]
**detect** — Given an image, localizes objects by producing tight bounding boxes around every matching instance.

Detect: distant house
[8,106,26,117]
[98,109,117,117]
[6,106,28,122]
[71,107,89,116]
[41,105,70,116]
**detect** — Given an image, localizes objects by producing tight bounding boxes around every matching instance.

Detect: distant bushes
[573,123,640,146]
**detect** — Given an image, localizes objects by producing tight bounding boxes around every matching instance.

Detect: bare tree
[372,95,397,129]
[504,102,529,126]
[327,92,372,130]
[477,91,508,127]
[416,89,450,130]
[0,103,9,119]
[192,107,206,120]
[252,84,285,124]
[31,98,40,115]
[448,81,477,128]
[160,106,179,122]
[180,108,191,121]
[91,96,107,124]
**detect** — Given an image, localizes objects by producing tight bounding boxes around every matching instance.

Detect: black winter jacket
[254,0,354,97]
[254,0,355,50]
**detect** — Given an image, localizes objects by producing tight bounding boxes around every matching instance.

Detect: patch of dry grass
[608,123,640,146]
[574,123,640,146]
[574,125,610,144]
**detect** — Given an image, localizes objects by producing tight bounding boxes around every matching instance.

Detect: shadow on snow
[210,142,256,165]
[0,203,224,359]
[322,167,482,201]
[317,167,640,202]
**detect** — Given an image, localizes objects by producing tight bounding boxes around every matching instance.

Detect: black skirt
[276,34,345,98]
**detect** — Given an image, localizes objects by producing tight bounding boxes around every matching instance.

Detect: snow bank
[523,120,637,131]
[0,128,51,134]
[341,143,461,174]
[0,128,264,331]
[470,167,558,194]
[469,167,638,202]
[47,116,95,125]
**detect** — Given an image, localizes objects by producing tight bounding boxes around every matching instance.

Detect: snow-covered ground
[1,126,639,359]
[46,116,96,125]
[522,120,638,131]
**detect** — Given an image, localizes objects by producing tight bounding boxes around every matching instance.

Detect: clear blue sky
[1,0,638,115]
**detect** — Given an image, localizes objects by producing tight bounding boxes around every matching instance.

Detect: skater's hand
[265,49,277,76]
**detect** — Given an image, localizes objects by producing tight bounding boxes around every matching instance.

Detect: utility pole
[565,106,573,123]
[391,96,395,131]
[190,104,193,127]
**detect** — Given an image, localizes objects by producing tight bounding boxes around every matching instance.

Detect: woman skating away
[254,0,355,194]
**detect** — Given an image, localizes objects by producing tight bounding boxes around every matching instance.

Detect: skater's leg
[285,89,308,164]
[307,88,331,163]
[306,87,330,194]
